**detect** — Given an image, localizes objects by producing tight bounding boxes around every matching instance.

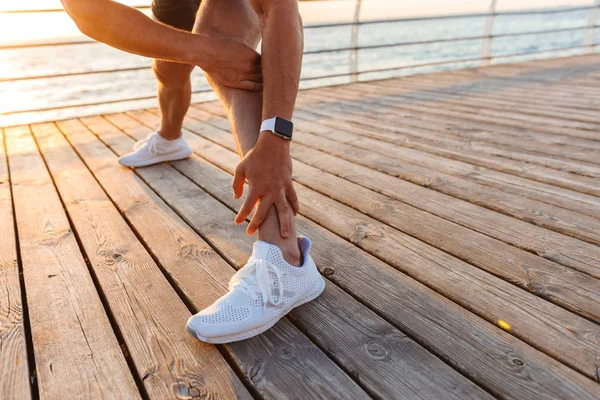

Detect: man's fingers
[235,191,259,225]
[286,185,300,215]
[275,195,292,238]
[247,199,271,236]
[232,164,246,199]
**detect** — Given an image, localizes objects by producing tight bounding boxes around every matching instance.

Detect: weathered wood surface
[195,103,600,281]
[188,105,600,278]
[296,89,600,175]
[0,129,31,400]
[104,111,490,399]
[129,108,600,398]
[5,125,140,399]
[33,122,251,400]
[4,55,600,398]
[136,108,600,382]
[301,89,600,213]
[70,115,371,400]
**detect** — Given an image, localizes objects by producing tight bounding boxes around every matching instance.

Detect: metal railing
[1,1,599,117]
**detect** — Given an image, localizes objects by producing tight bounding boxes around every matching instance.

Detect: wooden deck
[2,54,600,399]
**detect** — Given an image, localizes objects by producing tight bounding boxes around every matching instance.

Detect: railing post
[349,0,362,82]
[480,0,497,65]
[584,0,600,52]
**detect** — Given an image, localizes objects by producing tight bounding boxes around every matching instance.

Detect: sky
[0,0,595,45]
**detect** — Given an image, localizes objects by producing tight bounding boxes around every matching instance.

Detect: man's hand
[232,132,299,237]
[201,38,263,91]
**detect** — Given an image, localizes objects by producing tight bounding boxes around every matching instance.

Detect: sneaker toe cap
[186,315,239,341]
[118,153,139,167]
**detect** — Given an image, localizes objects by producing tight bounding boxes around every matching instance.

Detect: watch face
[274,117,294,138]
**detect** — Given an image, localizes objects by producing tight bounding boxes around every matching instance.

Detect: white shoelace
[229,258,284,308]
[133,133,159,156]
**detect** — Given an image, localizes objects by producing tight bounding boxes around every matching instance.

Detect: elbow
[61,0,97,37]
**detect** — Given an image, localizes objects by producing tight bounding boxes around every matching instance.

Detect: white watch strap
[260,117,277,133]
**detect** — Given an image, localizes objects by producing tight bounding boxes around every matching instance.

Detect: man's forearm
[260,3,304,122]
[62,0,212,66]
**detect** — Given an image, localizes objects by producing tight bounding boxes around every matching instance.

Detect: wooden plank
[307,89,600,143]
[101,112,492,400]
[4,125,140,399]
[0,128,31,400]
[402,78,600,113]
[299,81,600,154]
[348,76,600,128]
[298,88,600,165]
[293,106,600,179]
[401,62,600,109]
[272,95,600,217]
[29,122,250,400]
[62,116,371,400]
[356,77,600,127]
[284,108,600,198]
[280,115,600,218]
[389,78,600,122]
[349,80,600,144]
[276,114,600,245]
[132,110,600,398]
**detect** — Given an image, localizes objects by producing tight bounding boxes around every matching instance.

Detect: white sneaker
[186,237,325,344]
[118,131,192,167]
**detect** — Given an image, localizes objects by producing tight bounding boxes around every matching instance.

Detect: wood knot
[322,267,334,277]
[249,363,264,384]
[279,345,296,360]
[177,243,198,258]
[172,382,204,399]
[512,358,524,366]
[364,340,390,360]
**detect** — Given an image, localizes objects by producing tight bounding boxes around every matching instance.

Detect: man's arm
[61,0,262,90]
[232,0,303,237]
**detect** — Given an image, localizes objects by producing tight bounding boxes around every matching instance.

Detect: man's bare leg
[153,60,194,140]
[193,0,301,266]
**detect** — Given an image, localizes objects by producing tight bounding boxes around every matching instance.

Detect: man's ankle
[282,247,302,267]
[158,129,182,141]
[279,245,304,267]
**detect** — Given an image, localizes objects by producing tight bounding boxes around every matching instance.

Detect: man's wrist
[258,130,291,150]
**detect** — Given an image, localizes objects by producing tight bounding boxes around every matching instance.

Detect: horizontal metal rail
[4,43,593,116]
[306,5,597,29]
[0,5,150,13]
[4,24,597,83]
[1,5,595,50]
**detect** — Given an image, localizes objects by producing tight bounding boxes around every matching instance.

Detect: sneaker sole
[119,147,193,168]
[186,276,326,344]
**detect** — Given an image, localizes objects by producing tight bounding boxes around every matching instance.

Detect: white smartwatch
[260,116,294,140]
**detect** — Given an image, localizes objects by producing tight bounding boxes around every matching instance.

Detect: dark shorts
[152,0,201,31]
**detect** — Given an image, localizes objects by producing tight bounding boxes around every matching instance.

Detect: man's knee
[152,61,193,89]
[192,0,261,47]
